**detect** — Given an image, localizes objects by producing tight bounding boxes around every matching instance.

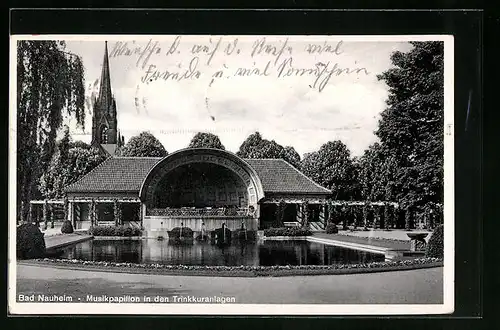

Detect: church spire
[91,41,119,150]
[97,41,113,111]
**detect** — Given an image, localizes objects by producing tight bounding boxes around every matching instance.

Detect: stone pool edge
[17,258,443,278]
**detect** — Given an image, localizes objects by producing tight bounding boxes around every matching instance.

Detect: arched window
[100,126,109,144]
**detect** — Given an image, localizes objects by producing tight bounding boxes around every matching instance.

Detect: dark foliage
[89,225,142,237]
[118,131,168,157]
[264,227,312,237]
[425,224,444,258]
[60,220,74,234]
[188,132,225,150]
[17,41,85,221]
[168,227,194,239]
[325,223,339,234]
[233,229,256,240]
[17,223,46,259]
[212,227,232,241]
[237,132,301,168]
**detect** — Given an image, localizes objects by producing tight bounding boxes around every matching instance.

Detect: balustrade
[148,207,250,217]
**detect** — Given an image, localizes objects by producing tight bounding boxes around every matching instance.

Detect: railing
[148,207,250,217]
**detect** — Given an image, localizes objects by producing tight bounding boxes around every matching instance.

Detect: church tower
[91,41,122,154]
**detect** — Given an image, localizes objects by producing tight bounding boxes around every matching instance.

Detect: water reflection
[59,239,384,266]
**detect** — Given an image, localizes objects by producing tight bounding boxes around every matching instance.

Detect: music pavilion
[64,148,333,236]
[62,42,332,237]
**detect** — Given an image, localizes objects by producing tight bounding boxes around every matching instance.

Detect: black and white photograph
[9,34,454,315]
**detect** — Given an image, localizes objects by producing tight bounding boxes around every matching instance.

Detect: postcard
[9,34,454,315]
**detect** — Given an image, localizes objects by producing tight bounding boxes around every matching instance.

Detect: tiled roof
[65,157,161,193]
[65,156,331,195]
[244,158,331,194]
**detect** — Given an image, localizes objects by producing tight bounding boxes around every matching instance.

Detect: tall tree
[300,141,357,200]
[357,142,398,201]
[39,137,108,199]
[17,40,85,221]
[236,132,301,168]
[118,131,168,157]
[188,132,225,150]
[376,41,444,213]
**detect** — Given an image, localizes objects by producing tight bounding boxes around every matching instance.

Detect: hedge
[17,223,46,259]
[168,227,194,239]
[89,225,142,237]
[33,257,443,277]
[426,224,444,258]
[325,223,339,234]
[60,220,74,234]
[264,227,312,237]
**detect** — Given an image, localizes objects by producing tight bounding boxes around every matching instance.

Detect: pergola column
[139,203,145,227]
[351,206,360,229]
[319,203,326,227]
[43,200,48,230]
[49,204,55,228]
[383,203,390,230]
[363,203,369,230]
[68,202,74,226]
[405,207,412,230]
[295,203,303,225]
[302,201,309,228]
[35,204,40,227]
[374,206,381,229]
[63,197,69,222]
[28,202,33,223]
[342,204,348,230]
[114,199,119,226]
[90,199,97,227]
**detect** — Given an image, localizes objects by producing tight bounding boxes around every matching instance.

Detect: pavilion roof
[64,156,331,196]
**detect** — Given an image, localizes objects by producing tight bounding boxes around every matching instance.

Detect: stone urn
[406,232,429,252]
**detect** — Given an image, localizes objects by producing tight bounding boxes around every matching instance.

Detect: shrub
[425,224,444,258]
[88,225,142,237]
[60,220,74,234]
[168,227,194,239]
[17,223,46,259]
[325,223,338,234]
[233,229,256,240]
[264,227,312,237]
[212,227,232,242]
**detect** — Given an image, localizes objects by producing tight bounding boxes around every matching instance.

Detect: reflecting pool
[57,239,385,266]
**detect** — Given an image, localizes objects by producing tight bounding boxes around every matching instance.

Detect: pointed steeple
[97,41,113,112]
[91,41,118,150]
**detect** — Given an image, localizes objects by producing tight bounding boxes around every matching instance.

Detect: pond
[57,239,385,266]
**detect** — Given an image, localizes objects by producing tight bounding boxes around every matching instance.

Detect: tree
[17,40,85,221]
[376,41,444,213]
[39,137,108,199]
[236,132,301,168]
[188,132,225,150]
[357,142,398,202]
[300,141,357,200]
[118,132,168,157]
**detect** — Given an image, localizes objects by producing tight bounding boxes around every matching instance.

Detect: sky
[62,36,413,158]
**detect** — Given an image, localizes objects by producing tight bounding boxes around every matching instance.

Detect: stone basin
[406,232,429,240]
[406,232,429,252]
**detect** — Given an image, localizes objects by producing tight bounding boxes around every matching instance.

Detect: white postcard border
[8,34,455,315]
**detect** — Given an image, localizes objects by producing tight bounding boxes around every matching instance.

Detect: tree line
[17,40,444,227]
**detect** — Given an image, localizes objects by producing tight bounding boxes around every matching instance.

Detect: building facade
[64,148,332,237]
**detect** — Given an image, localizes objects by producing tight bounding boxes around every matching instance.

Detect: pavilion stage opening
[140,149,265,238]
